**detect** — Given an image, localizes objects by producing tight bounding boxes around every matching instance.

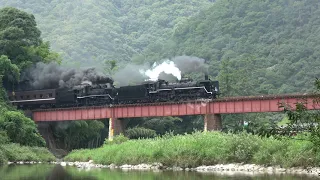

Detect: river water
[1,164,319,180]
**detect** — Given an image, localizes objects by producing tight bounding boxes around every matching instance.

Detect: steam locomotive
[7,75,219,109]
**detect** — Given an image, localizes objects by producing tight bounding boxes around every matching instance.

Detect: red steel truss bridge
[31,93,319,140]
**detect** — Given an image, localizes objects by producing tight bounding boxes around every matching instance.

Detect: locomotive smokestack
[205,73,209,80]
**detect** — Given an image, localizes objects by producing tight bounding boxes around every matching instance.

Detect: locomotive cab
[197,74,220,98]
[211,80,220,95]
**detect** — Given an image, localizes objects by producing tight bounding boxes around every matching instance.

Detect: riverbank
[0,143,56,164]
[54,160,320,176]
[65,131,320,168]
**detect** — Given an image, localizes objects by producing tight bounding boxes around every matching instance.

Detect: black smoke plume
[19,62,113,90]
[112,64,149,87]
[172,56,208,74]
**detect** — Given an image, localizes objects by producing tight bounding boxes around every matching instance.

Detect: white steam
[140,60,181,81]
[113,56,208,86]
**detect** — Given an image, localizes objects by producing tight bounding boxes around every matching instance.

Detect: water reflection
[46,165,96,180]
[1,164,96,180]
[0,164,319,180]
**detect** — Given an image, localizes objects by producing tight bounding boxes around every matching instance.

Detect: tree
[0,111,45,147]
[282,79,320,148]
[53,120,105,150]
[125,127,156,139]
[257,79,320,151]
[0,1,214,67]
[0,7,41,67]
[104,59,118,76]
[0,55,19,101]
[142,116,182,135]
[0,55,19,82]
[0,8,59,149]
[0,7,60,70]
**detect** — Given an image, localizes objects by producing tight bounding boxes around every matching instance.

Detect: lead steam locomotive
[7,74,219,109]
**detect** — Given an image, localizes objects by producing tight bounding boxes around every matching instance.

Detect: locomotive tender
[8,75,219,109]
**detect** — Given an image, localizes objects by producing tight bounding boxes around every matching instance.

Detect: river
[1,164,319,180]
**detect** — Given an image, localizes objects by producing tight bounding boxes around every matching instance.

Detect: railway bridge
[31,93,320,140]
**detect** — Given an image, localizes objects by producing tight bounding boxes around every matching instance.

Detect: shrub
[225,132,261,163]
[0,149,7,165]
[125,127,156,139]
[104,133,129,145]
[2,111,46,147]
[253,137,288,166]
[66,131,319,168]
[0,131,9,144]
[0,143,55,162]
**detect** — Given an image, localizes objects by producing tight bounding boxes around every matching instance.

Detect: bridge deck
[32,94,319,121]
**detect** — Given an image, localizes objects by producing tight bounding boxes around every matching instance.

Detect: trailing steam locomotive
[7,74,219,109]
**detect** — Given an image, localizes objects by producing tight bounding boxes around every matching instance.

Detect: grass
[0,143,56,164]
[65,131,320,168]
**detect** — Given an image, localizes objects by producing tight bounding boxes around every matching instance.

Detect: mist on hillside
[1,0,319,94]
[0,0,214,69]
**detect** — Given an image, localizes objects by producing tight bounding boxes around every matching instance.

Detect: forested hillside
[139,0,320,95]
[1,0,319,95]
[1,0,320,144]
[0,0,214,68]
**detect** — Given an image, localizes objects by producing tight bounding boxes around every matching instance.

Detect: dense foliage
[1,111,45,146]
[136,0,320,134]
[124,116,204,138]
[66,131,319,168]
[0,7,57,148]
[2,0,319,136]
[3,1,318,95]
[0,7,60,70]
[0,1,222,142]
[124,127,157,139]
[143,0,320,95]
[0,143,55,164]
[53,120,105,150]
[1,0,320,149]
[0,0,215,68]
[258,79,320,151]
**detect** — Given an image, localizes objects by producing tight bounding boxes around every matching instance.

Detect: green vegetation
[53,120,106,150]
[0,7,53,148]
[0,0,319,155]
[0,6,110,153]
[0,7,55,147]
[1,111,45,146]
[7,0,317,135]
[0,7,60,163]
[123,115,204,139]
[0,0,215,68]
[125,127,157,139]
[65,131,319,168]
[0,7,60,70]
[1,0,318,95]
[148,0,320,95]
[0,143,55,164]
[260,79,320,150]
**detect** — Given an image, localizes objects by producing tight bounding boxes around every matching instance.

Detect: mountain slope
[141,0,320,95]
[0,0,214,68]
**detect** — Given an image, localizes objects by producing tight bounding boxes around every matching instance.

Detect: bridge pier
[204,114,222,131]
[108,118,127,141]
